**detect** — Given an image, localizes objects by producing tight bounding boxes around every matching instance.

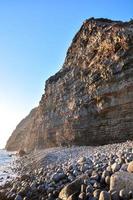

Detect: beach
[1,141,133,199]
[0,150,16,186]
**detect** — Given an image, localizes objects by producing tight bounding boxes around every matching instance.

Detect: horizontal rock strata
[6,18,133,151]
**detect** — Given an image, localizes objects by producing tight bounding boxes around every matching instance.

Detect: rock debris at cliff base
[1,141,133,199]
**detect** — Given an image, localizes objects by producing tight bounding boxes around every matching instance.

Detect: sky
[0,0,132,149]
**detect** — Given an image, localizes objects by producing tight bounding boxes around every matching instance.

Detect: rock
[127,161,133,173]
[110,171,133,193]
[0,190,7,200]
[105,176,110,185]
[20,174,30,181]
[67,192,79,200]
[120,163,128,171]
[23,197,29,200]
[119,189,128,199]
[93,189,101,199]
[15,194,23,200]
[86,184,93,193]
[58,175,87,200]
[129,191,133,199]
[18,149,26,157]
[111,163,120,173]
[80,184,86,193]
[110,191,119,200]
[78,192,86,200]
[99,191,111,200]
[52,172,66,182]
[77,157,86,164]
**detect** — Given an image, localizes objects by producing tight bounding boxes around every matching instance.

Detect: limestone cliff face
[6,18,133,151]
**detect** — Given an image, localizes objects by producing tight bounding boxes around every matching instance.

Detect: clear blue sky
[0,0,132,148]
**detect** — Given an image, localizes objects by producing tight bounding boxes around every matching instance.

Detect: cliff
[6,18,133,151]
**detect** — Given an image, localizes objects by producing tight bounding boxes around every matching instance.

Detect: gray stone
[86,184,93,193]
[111,163,121,173]
[59,175,87,200]
[15,195,22,200]
[77,157,86,164]
[52,172,66,182]
[110,171,133,193]
[119,189,128,200]
[110,191,119,200]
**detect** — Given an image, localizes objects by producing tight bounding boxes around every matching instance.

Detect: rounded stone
[110,191,119,200]
[111,163,120,173]
[99,191,111,200]
[78,192,86,200]
[127,161,133,173]
[105,176,110,185]
[15,194,23,200]
[119,189,129,199]
[93,189,101,198]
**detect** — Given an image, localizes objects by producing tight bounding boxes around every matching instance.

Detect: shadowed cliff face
[6,18,133,151]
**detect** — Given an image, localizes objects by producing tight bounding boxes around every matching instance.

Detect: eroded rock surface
[6,18,133,151]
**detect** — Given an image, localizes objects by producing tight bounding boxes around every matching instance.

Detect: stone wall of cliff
[6,18,133,151]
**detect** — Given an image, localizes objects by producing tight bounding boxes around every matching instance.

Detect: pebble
[99,191,111,200]
[1,141,133,200]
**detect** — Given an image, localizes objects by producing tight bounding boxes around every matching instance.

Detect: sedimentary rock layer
[6,18,133,151]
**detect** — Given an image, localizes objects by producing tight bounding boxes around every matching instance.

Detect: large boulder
[59,175,87,200]
[110,171,133,193]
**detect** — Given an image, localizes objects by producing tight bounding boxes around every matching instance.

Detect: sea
[0,149,16,185]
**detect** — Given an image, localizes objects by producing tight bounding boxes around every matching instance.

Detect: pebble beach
[1,141,133,200]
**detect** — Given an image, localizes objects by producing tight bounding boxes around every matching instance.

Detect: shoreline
[1,141,133,200]
[0,150,17,187]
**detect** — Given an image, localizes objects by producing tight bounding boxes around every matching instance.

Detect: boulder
[59,175,87,200]
[18,149,26,157]
[110,171,133,193]
[52,172,66,182]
